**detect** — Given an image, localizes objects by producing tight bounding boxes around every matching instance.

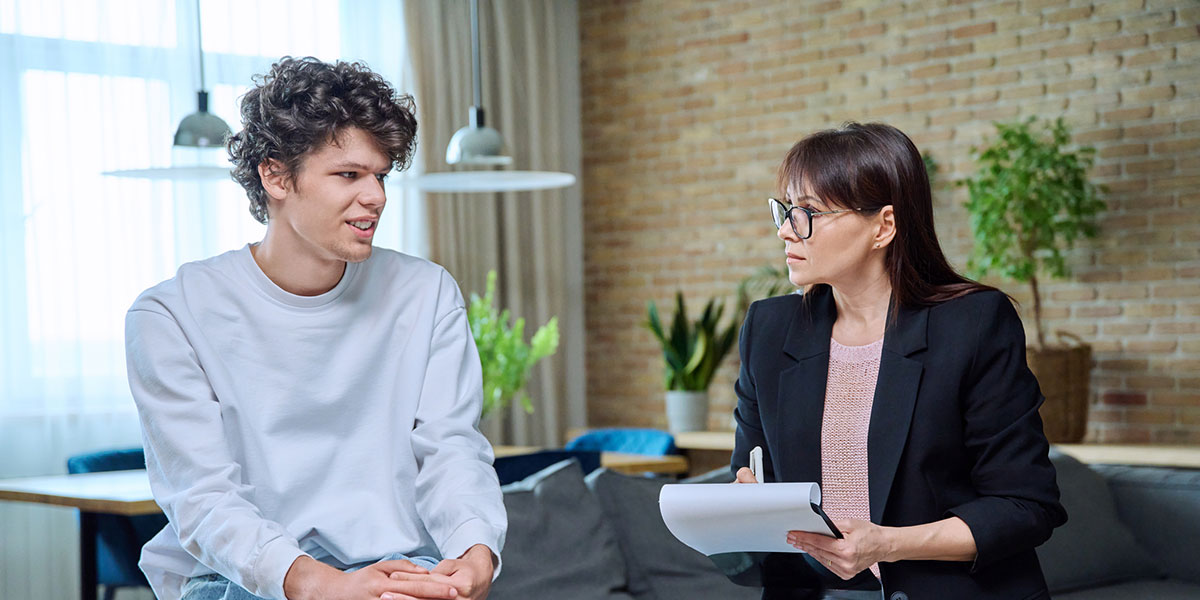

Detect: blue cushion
[565,428,677,456]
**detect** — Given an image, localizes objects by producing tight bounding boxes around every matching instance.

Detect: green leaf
[959,117,1105,341]
[468,270,561,419]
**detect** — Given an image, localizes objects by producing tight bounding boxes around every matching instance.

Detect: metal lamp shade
[173,91,231,148]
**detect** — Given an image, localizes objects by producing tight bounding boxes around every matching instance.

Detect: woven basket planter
[1026,340,1092,443]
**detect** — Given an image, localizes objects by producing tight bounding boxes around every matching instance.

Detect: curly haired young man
[126,56,505,600]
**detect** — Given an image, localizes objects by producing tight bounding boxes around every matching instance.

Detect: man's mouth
[348,220,375,231]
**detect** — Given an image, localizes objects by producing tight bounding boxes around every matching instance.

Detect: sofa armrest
[1093,465,1200,585]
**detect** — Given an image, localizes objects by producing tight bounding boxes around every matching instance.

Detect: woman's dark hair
[227,56,418,224]
[778,122,996,307]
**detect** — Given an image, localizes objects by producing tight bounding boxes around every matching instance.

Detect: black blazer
[732,286,1067,600]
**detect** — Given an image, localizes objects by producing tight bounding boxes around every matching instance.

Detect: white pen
[749,445,764,484]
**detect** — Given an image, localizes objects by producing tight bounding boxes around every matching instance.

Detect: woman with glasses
[731,122,1066,600]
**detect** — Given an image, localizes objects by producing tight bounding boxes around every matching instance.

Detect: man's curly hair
[226,56,418,224]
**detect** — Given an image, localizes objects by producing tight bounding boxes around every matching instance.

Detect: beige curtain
[404,0,585,446]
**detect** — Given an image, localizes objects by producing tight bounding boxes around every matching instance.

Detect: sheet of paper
[659,482,834,555]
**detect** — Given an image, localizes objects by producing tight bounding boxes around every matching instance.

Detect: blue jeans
[180,553,442,600]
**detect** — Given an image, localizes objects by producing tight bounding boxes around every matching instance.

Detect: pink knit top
[821,336,884,578]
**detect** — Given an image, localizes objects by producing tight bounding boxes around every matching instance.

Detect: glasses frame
[768,198,863,240]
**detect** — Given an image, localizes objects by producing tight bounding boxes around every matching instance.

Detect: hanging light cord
[196,0,208,91]
[470,0,482,111]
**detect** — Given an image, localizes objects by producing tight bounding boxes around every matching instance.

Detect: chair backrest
[564,428,678,456]
[67,448,147,475]
[494,450,603,486]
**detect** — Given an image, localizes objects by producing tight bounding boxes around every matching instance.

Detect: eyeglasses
[768,198,862,239]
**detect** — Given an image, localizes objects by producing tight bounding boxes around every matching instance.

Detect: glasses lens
[795,208,810,238]
[770,199,788,230]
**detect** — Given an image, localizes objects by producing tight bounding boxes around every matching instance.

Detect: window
[0,0,417,417]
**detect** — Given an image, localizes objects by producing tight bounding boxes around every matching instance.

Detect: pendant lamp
[103,0,233,180]
[410,0,575,193]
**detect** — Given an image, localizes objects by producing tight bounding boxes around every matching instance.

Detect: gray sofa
[487,450,1200,600]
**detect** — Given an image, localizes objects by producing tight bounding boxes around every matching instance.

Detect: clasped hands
[285,544,494,600]
[735,467,892,580]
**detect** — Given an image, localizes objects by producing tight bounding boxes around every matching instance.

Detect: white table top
[0,469,158,515]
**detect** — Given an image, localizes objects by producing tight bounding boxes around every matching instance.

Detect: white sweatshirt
[125,245,506,600]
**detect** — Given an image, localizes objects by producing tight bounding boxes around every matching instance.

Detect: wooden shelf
[674,431,1200,470]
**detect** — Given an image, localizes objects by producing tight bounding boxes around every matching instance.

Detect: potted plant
[644,291,743,433]
[468,270,560,419]
[961,117,1106,442]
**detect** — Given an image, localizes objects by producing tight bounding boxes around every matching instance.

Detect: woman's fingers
[735,467,757,483]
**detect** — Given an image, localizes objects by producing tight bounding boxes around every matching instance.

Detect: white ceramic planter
[665,390,709,433]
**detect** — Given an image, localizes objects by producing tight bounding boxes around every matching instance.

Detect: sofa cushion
[585,468,760,600]
[1091,465,1200,585]
[490,460,634,600]
[1052,579,1200,600]
[1036,450,1162,593]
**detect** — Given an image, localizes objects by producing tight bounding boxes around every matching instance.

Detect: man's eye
[375,173,389,182]
[338,172,356,179]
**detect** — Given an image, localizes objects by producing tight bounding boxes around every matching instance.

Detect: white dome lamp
[413,0,575,193]
[103,0,233,181]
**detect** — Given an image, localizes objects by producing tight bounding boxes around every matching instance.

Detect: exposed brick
[1099,143,1148,158]
[1153,137,1200,154]
[1103,107,1154,122]
[578,0,1198,439]
[930,77,973,93]
[1046,6,1093,24]
[1045,41,1093,59]
[1123,122,1176,138]
[848,23,886,39]
[953,21,997,39]
[1095,0,1145,18]
[1071,20,1121,38]
[888,49,929,65]
[997,49,1044,67]
[954,56,996,72]
[1048,77,1096,94]
[976,70,1020,86]
[1095,34,1149,51]
[1150,27,1200,45]
[974,33,1020,52]
[1101,391,1148,406]
[1125,158,1176,174]
[828,9,865,27]
[1125,48,1175,68]
[911,63,951,78]
[1123,85,1177,104]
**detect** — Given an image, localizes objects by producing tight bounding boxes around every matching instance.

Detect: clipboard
[659,482,843,556]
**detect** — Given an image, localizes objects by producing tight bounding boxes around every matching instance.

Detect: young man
[126,57,505,600]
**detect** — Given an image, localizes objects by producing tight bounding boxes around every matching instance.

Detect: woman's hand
[787,519,893,580]
[734,467,757,483]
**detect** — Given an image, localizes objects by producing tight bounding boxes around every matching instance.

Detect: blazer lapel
[775,289,836,484]
[867,301,929,524]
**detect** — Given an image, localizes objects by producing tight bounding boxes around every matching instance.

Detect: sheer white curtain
[0,0,421,478]
[405,0,586,447]
[0,2,419,597]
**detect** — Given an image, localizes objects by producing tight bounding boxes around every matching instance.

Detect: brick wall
[579,0,1200,442]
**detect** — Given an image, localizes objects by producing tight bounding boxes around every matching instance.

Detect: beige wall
[579,0,1200,442]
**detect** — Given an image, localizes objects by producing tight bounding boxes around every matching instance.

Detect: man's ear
[258,159,290,201]
[875,205,897,248]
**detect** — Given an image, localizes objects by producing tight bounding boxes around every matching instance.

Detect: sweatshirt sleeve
[126,306,305,600]
[945,293,1068,571]
[410,270,508,577]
